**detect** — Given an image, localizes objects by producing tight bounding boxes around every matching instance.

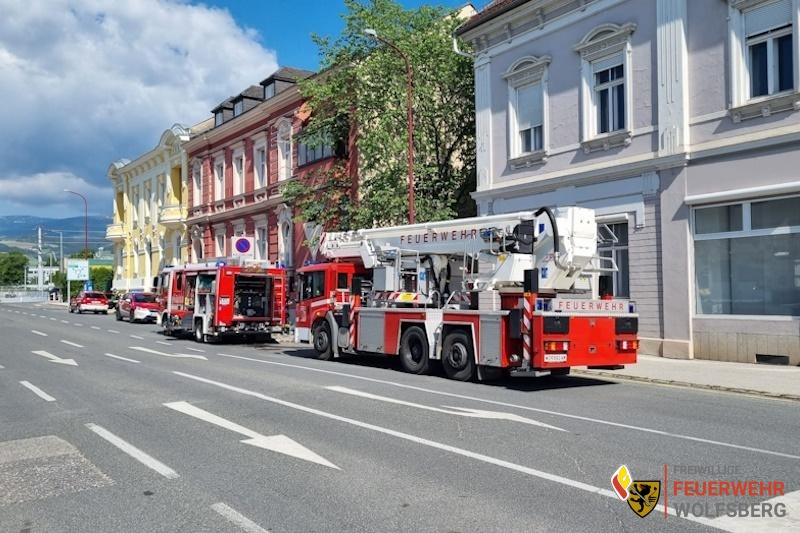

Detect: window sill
[509,150,547,169]
[729,92,800,123]
[581,130,632,154]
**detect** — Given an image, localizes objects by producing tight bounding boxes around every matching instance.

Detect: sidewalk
[574,355,800,401]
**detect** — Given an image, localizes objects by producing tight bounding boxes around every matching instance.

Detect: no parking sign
[231,236,254,260]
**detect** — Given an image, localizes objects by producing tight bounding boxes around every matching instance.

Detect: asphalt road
[0,302,798,533]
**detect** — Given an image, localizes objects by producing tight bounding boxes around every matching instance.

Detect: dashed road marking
[20,381,56,402]
[85,423,179,479]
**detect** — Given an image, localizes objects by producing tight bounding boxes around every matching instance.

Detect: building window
[215,229,226,257]
[277,120,292,181]
[255,145,267,189]
[233,151,244,195]
[503,56,550,166]
[597,222,629,298]
[728,0,799,119]
[264,82,275,99]
[594,61,625,134]
[233,100,244,116]
[214,111,224,126]
[256,225,267,261]
[192,164,202,207]
[214,157,224,201]
[297,133,334,166]
[574,23,635,152]
[693,195,800,316]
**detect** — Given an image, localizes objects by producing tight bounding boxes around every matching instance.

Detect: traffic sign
[231,237,254,260]
[67,259,89,281]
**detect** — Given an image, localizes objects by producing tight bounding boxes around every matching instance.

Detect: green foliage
[91,266,113,293]
[69,250,95,259]
[0,252,28,285]
[281,160,355,236]
[299,0,476,228]
[51,270,68,296]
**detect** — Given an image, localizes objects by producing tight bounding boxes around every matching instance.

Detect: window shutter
[745,0,791,35]
[592,54,623,74]
[516,83,542,130]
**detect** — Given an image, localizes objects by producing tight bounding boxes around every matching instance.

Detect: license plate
[544,353,567,363]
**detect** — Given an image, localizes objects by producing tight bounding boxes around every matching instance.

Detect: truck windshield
[299,271,326,300]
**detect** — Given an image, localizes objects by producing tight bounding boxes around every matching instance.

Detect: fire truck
[156,259,287,343]
[295,206,638,381]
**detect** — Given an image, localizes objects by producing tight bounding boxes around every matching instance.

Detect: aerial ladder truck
[294,206,638,381]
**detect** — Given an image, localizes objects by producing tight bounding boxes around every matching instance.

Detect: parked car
[69,291,109,314]
[116,292,160,323]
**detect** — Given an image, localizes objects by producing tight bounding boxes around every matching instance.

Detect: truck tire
[442,331,476,381]
[312,322,333,361]
[400,326,429,374]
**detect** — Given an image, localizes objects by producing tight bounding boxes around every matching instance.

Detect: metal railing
[0,286,51,303]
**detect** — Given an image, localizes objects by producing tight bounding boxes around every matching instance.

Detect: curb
[572,369,800,402]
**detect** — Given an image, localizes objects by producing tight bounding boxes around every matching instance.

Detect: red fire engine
[156,259,287,343]
[295,206,638,381]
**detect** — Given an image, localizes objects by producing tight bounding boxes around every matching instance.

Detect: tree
[288,0,476,230]
[0,252,28,285]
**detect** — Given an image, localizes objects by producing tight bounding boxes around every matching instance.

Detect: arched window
[277,120,292,181]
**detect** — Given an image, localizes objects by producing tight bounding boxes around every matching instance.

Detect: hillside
[0,215,113,257]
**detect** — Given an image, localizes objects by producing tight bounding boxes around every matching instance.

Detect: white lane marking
[218,353,799,460]
[711,489,800,531]
[31,350,78,366]
[129,334,144,340]
[60,320,69,324]
[155,341,172,346]
[19,381,56,402]
[108,329,120,334]
[49,317,57,321]
[173,371,716,529]
[60,340,84,348]
[85,423,179,479]
[91,326,101,330]
[0,365,5,369]
[326,385,566,432]
[104,353,141,364]
[74,323,83,327]
[211,502,270,533]
[164,401,338,469]
[130,346,207,360]
[31,330,48,337]
[185,347,205,353]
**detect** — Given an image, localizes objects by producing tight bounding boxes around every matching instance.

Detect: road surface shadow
[270,347,616,392]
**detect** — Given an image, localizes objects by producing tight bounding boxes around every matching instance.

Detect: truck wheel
[194,319,206,343]
[400,326,429,374]
[312,322,333,360]
[442,331,476,381]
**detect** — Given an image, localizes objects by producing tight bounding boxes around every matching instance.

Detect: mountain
[0,215,114,257]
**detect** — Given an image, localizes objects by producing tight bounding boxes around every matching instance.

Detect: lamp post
[64,189,89,258]
[363,28,415,224]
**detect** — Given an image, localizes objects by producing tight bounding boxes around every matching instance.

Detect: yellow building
[106,121,212,291]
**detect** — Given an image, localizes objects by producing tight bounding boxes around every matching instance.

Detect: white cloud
[0,0,279,217]
[0,172,112,218]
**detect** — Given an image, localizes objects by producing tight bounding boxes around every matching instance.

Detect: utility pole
[37,226,44,289]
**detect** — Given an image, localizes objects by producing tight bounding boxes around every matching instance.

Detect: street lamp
[363,28,415,224]
[64,189,89,258]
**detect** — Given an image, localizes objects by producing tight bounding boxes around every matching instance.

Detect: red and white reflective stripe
[522,295,533,363]
[349,294,360,348]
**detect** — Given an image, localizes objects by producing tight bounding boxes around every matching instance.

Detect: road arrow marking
[164,401,339,469]
[104,353,140,364]
[31,330,48,337]
[129,346,207,360]
[31,350,78,366]
[60,340,84,348]
[325,385,566,432]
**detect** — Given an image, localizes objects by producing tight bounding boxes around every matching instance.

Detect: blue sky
[0,0,486,219]
[201,0,483,71]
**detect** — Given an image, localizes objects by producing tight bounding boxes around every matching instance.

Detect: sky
[0,0,484,219]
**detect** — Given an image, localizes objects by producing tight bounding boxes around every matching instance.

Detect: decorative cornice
[729,92,800,123]
[503,55,551,86]
[573,22,636,61]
